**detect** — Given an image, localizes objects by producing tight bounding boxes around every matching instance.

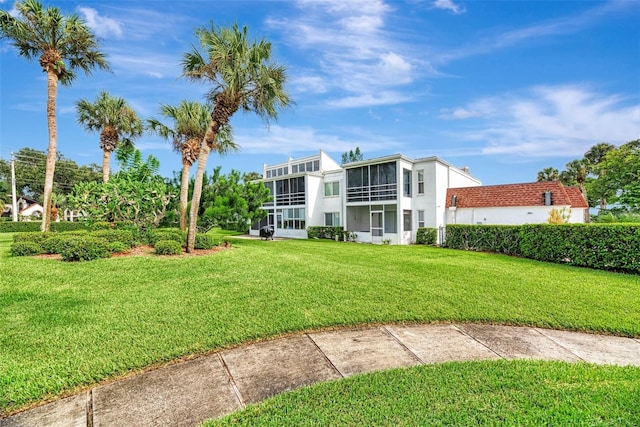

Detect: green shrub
[60,237,111,262]
[91,229,135,248]
[154,239,183,255]
[10,241,42,256]
[0,222,40,233]
[147,228,186,246]
[307,226,344,240]
[194,233,216,249]
[520,224,640,273]
[108,241,129,253]
[445,225,523,256]
[416,227,438,245]
[13,231,51,247]
[50,222,90,232]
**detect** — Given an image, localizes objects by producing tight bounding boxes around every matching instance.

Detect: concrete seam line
[380,325,425,365]
[218,353,246,409]
[533,328,587,363]
[454,324,505,359]
[86,389,93,427]
[306,333,345,378]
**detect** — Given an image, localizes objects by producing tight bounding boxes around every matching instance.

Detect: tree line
[1,0,292,251]
[537,140,640,213]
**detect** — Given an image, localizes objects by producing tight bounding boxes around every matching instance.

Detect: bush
[13,232,50,247]
[1,222,40,233]
[520,224,640,273]
[445,225,523,256]
[416,227,438,245]
[194,233,216,250]
[60,237,111,262]
[147,228,186,246]
[108,241,129,253]
[307,226,344,240]
[154,239,183,255]
[10,241,42,256]
[90,229,135,248]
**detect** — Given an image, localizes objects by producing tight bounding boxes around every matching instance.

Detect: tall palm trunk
[187,140,212,252]
[41,70,58,232]
[179,163,190,231]
[102,150,111,183]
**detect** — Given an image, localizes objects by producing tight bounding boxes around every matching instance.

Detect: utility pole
[11,151,18,222]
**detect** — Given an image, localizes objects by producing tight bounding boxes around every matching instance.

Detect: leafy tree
[0,0,109,231]
[0,180,9,205]
[181,22,293,252]
[68,150,176,228]
[147,101,237,230]
[243,171,263,182]
[536,167,559,182]
[583,142,616,209]
[199,166,271,232]
[0,148,101,200]
[76,91,143,183]
[341,147,363,165]
[594,139,640,211]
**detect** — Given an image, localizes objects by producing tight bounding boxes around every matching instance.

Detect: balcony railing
[347,184,397,202]
[275,191,306,206]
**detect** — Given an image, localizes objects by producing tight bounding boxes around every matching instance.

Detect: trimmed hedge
[0,221,136,233]
[154,239,183,255]
[60,237,111,262]
[147,228,186,246]
[307,226,344,240]
[520,224,640,273]
[10,241,42,256]
[445,224,640,273]
[13,232,50,247]
[416,227,438,245]
[91,229,135,248]
[445,225,522,256]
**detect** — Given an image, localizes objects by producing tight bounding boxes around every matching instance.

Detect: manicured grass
[207,360,640,426]
[0,234,638,414]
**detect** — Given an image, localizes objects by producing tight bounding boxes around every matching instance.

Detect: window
[324,181,340,197]
[292,164,298,174]
[325,212,340,226]
[346,162,396,202]
[313,160,320,171]
[417,170,424,194]
[403,210,412,231]
[279,208,305,229]
[418,210,425,228]
[266,170,272,178]
[403,168,411,197]
[384,207,397,233]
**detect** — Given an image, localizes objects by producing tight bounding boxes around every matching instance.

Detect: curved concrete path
[3,323,640,427]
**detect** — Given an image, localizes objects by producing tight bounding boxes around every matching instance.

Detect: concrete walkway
[3,323,640,427]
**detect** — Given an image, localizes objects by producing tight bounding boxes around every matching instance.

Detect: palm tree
[0,0,109,231]
[536,167,559,182]
[147,101,237,230]
[182,23,293,252]
[560,159,588,197]
[76,91,143,183]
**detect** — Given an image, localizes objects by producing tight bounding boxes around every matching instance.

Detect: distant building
[250,151,481,244]
[2,196,43,219]
[445,181,589,225]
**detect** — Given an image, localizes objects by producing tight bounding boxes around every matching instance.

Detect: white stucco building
[250,151,481,244]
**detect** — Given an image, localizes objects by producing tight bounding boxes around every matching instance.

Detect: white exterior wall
[306,174,324,228]
[322,170,343,227]
[446,205,585,225]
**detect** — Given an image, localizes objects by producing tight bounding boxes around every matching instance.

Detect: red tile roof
[446,182,588,208]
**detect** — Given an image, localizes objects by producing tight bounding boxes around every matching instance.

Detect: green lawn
[207,361,640,426]
[0,232,638,415]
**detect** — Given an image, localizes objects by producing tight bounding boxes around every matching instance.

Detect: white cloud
[77,7,123,39]
[443,85,640,158]
[433,0,466,15]
[327,92,412,108]
[268,0,423,108]
[235,125,403,155]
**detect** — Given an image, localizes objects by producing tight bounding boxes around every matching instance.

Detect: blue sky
[1,0,639,185]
